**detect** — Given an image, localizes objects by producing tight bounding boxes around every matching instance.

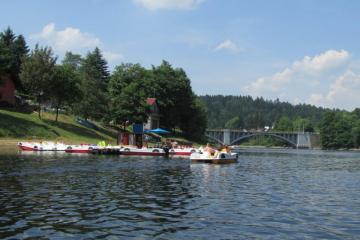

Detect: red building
[0,76,16,105]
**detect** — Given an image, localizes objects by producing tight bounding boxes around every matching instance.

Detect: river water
[0,147,359,239]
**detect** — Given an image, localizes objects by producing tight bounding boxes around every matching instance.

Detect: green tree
[92,47,110,83]
[179,97,208,140]
[150,61,194,130]
[62,51,82,71]
[0,27,29,87]
[20,45,57,118]
[225,116,244,129]
[274,116,293,131]
[75,48,109,120]
[50,65,82,122]
[293,117,315,132]
[320,112,353,149]
[108,63,150,125]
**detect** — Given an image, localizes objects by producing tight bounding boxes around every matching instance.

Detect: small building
[144,98,160,130]
[0,76,16,106]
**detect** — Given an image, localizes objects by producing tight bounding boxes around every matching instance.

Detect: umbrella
[144,128,170,134]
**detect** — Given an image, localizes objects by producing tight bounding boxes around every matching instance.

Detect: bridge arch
[230,133,297,147]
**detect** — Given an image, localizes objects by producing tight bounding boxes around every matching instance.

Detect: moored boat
[120,146,165,156]
[17,141,68,151]
[65,144,96,153]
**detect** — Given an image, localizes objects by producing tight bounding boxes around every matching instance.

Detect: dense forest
[0,27,207,140]
[200,95,332,131]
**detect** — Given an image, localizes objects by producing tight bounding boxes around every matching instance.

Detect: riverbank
[0,108,117,144]
[0,108,199,147]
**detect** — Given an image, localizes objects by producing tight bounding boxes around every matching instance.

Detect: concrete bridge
[205,129,320,149]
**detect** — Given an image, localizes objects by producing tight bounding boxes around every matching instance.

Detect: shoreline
[233,145,360,152]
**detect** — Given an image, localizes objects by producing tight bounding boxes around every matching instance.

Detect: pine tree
[92,47,110,83]
[0,28,29,88]
[74,47,109,120]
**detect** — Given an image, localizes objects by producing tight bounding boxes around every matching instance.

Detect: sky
[1,0,360,110]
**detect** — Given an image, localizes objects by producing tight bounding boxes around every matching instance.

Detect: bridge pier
[296,133,311,149]
[223,129,231,145]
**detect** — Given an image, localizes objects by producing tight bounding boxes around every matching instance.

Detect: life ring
[152,149,160,153]
[190,149,196,153]
[124,148,130,152]
[67,146,72,150]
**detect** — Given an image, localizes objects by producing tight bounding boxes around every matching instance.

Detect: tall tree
[0,27,15,46]
[92,47,110,83]
[0,28,29,88]
[150,61,194,130]
[20,45,57,119]
[179,97,208,140]
[108,63,150,125]
[74,47,109,120]
[50,65,82,122]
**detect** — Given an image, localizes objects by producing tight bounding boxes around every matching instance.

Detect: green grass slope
[0,108,117,144]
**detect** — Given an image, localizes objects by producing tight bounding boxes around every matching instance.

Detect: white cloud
[133,0,204,10]
[214,40,240,53]
[292,49,349,74]
[30,23,123,65]
[103,51,124,63]
[30,23,102,52]
[243,49,350,99]
[308,71,360,110]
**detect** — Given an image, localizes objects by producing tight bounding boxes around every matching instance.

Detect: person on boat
[220,145,231,153]
[203,143,216,157]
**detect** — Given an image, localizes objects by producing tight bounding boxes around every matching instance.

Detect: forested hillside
[200,95,336,131]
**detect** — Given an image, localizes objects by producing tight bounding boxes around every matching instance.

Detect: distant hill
[199,95,337,129]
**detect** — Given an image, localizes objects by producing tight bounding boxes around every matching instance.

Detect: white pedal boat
[190,151,238,164]
[17,141,68,151]
[169,147,198,156]
[120,146,165,156]
[65,144,96,153]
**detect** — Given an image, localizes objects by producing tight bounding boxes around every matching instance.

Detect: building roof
[146,98,157,105]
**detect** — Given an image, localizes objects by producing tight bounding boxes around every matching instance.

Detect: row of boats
[17,141,238,163]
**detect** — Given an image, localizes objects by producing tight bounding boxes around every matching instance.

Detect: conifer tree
[74,47,109,120]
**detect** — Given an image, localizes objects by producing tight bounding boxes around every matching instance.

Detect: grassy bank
[0,108,117,144]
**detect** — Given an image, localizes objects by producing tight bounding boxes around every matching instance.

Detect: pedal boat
[190,151,238,164]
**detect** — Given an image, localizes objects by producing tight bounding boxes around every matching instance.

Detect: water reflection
[0,148,360,239]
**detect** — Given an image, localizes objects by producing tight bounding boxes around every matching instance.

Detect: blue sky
[2,0,360,110]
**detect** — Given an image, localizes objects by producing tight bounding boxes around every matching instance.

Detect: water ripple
[0,149,359,239]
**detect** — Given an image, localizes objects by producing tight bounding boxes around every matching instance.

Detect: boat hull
[65,149,91,153]
[191,158,237,164]
[120,147,165,156]
[190,152,238,164]
[65,145,94,154]
[17,142,68,151]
